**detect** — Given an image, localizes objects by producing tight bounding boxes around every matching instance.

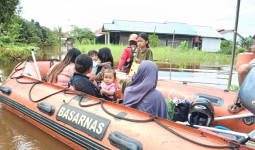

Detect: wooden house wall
[158,34,194,47]
[109,32,194,47]
[119,32,130,45]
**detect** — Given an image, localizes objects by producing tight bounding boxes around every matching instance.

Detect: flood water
[0,46,238,149]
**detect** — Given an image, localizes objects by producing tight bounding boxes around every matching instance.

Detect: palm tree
[53,26,64,41]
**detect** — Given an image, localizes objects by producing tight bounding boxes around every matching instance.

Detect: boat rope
[29,82,68,102]
[26,82,240,149]
[99,98,155,122]
[98,98,238,149]
[9,59,28,79]
[9,63,240,149]
[16,76,42,84]
[153,118,239,149]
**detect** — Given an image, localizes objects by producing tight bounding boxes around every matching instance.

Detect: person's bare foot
[227,104,244,113]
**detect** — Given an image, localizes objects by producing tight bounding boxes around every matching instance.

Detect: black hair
[253,35,255,39]
[138,33,150,48]
[129,41,137,46]
[98,47,114,67]
[75,54,92,73]
[65,48,82,63]
[104,69,116,79]
[103,64,112,69]
[88,50,98,56]
[47,48,81,83]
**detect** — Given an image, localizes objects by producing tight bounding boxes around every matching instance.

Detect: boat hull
[0,60,251,149]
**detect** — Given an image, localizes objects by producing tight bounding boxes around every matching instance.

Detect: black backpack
[172,103,190,122]
[121,47,136,73]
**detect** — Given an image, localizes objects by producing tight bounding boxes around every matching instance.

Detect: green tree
[239,36,253,50]
[0,0,19,23]
[149,34,160,47]
[1,14,22,41]
[54,26,64,41]
[178,41,190,50]
[0,5,59,46]
[70,25,96,44]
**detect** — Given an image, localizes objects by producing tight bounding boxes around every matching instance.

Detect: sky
[20,0,255,37]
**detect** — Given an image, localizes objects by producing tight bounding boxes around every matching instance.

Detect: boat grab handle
[0,87,12,95]
[37,102,55,116]
[108,131,143,150]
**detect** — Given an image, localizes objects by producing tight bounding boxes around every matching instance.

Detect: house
[217,29,244,43]
[101,20,197,47]
[191,26,224,52]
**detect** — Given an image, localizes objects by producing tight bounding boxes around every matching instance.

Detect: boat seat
[239,67,255,114]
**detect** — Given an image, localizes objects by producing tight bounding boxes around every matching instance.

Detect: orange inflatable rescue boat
[0,60,253,149]
[115,74,255,134]
[114,54,255,134]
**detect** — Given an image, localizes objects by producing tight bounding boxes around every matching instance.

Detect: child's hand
[100,89,105,95]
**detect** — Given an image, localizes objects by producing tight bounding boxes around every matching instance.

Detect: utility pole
[170,30,175,80]
[228,0,241,88]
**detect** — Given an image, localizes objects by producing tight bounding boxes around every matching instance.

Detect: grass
[0,43,39,60]
[74,44,234,66]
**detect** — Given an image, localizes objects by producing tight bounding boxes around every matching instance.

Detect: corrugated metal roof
[103,20,197,36]
[191,25,224,38]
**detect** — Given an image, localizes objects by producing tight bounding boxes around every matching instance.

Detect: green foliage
[70,25,96,44]
[74,44,233,66]
[0,36,12,43]
[53,26,64,41]
[2,18,22,41]
[228,85,239,92]
[178,41,190,50]
[239,35,253,50]
[0,43,39,59]
[0,41,4,47]
[0,0,19,23]
[0,5,60,46]
[219,40,233,55]
[236,47,246,54]
[219,40,245,55]
[148,34,160,47]
[0,14,59,45]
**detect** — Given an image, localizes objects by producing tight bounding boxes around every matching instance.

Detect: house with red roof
[217,29,244,43]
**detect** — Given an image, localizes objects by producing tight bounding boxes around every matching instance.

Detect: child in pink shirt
[99,69,116,101]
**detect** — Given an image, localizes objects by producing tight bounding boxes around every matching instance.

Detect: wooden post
[107,31,110,45]
[170,31,175,80]
[105,33,107,45]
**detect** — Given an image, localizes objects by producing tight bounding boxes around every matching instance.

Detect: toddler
[99,69,116,101]
[95,64,112,86]
[88,50,99,73]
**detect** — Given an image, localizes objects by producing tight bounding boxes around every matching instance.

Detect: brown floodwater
[0,46,239,149]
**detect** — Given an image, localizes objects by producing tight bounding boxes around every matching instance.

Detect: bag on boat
[164,99,175,121]
[172,103,190,122]
[239,67,255,115]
